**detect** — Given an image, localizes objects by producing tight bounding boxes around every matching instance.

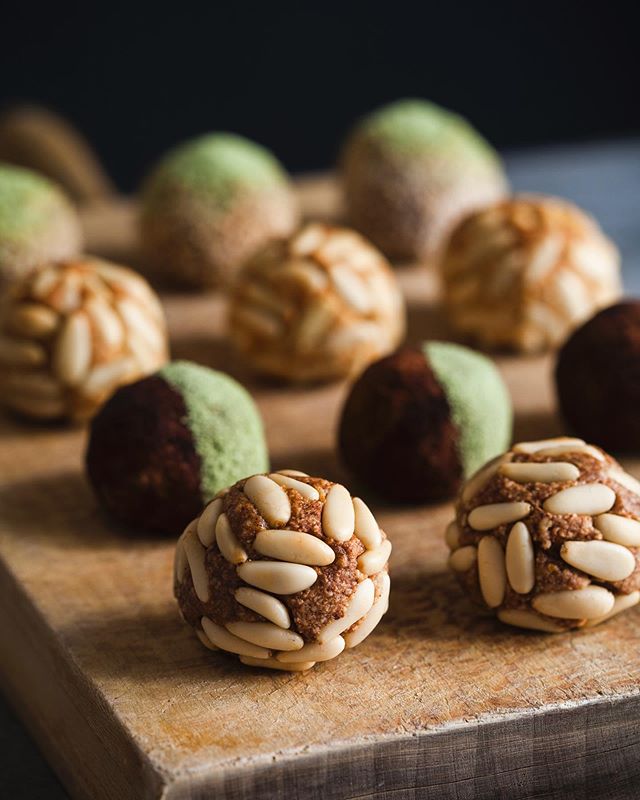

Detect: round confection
[556,301,640,451]
[228,223,406,382]
[341,99,507,260]
[86,360,269,534]
[0,162,82,290]
[140,133,298,288]
[441,195,621,353]
[174,470,391,671]
[339,342,512,503]
[0,256,168,421]
[447,436,640,632]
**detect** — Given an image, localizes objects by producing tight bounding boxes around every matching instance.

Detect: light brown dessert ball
[341,99,507,260]
[0,162,82,290]
[441,196,621,352]
[447,437,640,632]
[0,257,168,421]
[139,133,299,288]
[228,223,406,382]
[174,470,392,671]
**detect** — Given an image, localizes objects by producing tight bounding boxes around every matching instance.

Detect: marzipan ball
[174,470,391,671]
[448,437,640,632]
[140,133,298,288]
[0,162,82,290]
[86,360,269,534]
[339,342,512,503]
[229,223,406,382]
[341,99,507,260]
[556,301,640,451]
[441,195,621,352]
[0,257,168,421]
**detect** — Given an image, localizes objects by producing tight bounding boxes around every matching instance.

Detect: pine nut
[532,586,615,619]
[196,628,220,651]
[0,337,47,367]
[6,304,59,337]
[196,498,223,547]
[53,311,92,386]
[317,578,375,643]
[116,297,165,351]
[243,475,291,526]
[445,521,460,550]
[277,636,346,663]
[585,591,640,627]
[609,469,640,497]
[234,587,291,629]
[215,514,248,565]
[225,621,304,651]
[462,454,512,503]
[594,513,640,546]
[500,462,580,484]
[268,473,320,501]
[174,527,189,582]
[201,618,270,659]
[357,539,392,576]
[236,561,318,594]
[322,484,355,541]
[344,572,391,648]
[560,540,635,581]
[30,265,60,299]
[535,443,604,461]
[468,501,531,530]
[497,608,565,633]
[254,529,335,566]
[513,437,585,454]
[82,357,135,397]
[86,297,124,351]
[448,546,477,572]
[183,525,210,602]
[505,522,535,594]
[276,469,309,477]
[2,393,66,419]
[239,655,316,672]
[478,536,507,607]
[543,484,615,515]
[353,497,382,550]
[331,267,372,313]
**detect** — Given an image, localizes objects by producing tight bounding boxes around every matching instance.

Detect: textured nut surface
[449,437,640,632]
[228,223,406,382]
[175,471,391,672]
[441,196,621,353]
[0,257,168,421]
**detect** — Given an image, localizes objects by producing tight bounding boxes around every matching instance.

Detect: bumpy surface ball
[441,195,621,352]
[174,470,391,671]
[0,163,82,289]
[339,343,512,503]
[341,99,507,260]
[556,302,640,452]
[229,223,406,382]
[447,437,640,632]
[0,257,167,420]
[140,133,298,288]
[86,360,269,534]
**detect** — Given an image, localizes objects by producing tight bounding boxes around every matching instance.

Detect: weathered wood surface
[1,174,640,800]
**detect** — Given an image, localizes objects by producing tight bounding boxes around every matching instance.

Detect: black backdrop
[2,2,638,191]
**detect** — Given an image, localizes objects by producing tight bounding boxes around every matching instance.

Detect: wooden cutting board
[1,177,639,800]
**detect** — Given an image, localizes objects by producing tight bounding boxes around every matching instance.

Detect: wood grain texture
[1,176,640,800]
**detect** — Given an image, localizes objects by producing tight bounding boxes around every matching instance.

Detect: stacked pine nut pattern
[174,470,392,671]
[447,437,640,632]
[0,257,168,420]
[228,223,406,382]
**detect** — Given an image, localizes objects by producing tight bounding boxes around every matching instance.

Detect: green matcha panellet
[0,162,82,289]
[338,343,513,503]
[86,360,269,535]
[423,341,512,477]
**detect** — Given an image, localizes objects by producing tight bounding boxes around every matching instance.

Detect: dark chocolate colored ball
[556,301,640,452]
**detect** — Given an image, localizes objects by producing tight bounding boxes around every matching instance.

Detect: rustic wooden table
[1,139,640,800]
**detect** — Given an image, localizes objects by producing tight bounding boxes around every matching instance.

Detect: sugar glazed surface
[229,223,406,382]
[447,437,640,631]
[0,257,168,420]
[174,470,392,671]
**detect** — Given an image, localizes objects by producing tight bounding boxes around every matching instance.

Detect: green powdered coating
[0,162,72,238]
[424,341,512,477]
[353,99,501,164]
[160,360,269,501]
[142,133,290,211]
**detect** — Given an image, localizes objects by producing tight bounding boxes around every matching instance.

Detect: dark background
[1,2,638,192]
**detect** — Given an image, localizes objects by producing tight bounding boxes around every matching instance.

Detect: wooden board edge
[0,555,167,800]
